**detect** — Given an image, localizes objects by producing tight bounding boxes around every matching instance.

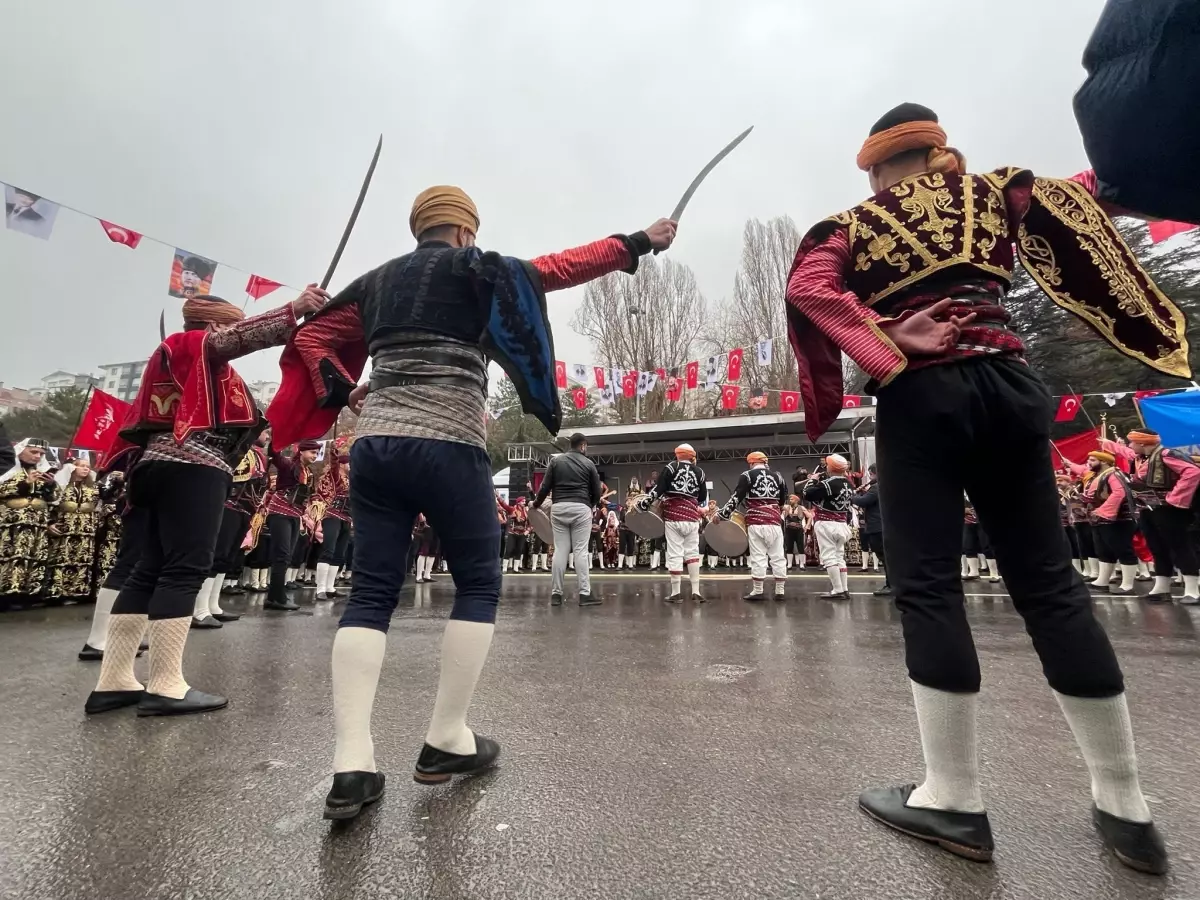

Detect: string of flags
[3,180,293,302]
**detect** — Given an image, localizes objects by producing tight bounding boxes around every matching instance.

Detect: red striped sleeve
[785,229,907,385]
[529,237,632,292]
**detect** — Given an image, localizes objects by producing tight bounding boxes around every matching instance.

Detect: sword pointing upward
[321,134,383,290]
[654,126,754,254]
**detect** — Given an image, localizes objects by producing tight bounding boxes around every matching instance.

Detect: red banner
[721,384,740,410]
[685,361,699,390]
[727,347,744,381]
[842,395,865,408]
[571,387,587,410]
[1054,394,1083,422]
[98,220,143,248]
[666,374,682,402]
[593,366,606,390]
[70,389,132,452]
[621,371,637,399]
[245,274,283,300]
[554,361,567,389]
[1052,428,1100,467]
[1148,220,1196,243]
[779,390,800,413]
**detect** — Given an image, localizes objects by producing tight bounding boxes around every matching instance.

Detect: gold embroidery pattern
[977,192,1006,261]
[854,220,911,274]
[892,173,960,251]
[1016,231,1062,287]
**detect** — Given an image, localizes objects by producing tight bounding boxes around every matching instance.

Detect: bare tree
[572,255,708,422]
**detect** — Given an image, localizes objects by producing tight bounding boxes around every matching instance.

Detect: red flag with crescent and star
[555,361,568,389]
[1054,394,1083,422]
[721,384,740,410]
[666,373,682,402]
[98,220,143,248]
[842,395,864,408]
[245,274,283,301]
[779,390,800,413]
[593,366,606,390]
[727,348,744,381]
[70,389,133,452]
[571,387,587,410]
[685,361,699,390]
[621,371,638,399]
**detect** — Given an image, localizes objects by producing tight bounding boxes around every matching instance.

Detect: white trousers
[748,524,787,581]
[814,520,851,568]
[664,520,700,572]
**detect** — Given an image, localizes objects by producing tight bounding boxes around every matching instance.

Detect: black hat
[869,102,939,136]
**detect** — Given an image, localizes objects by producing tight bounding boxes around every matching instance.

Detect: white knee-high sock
[425,556,436,580]
[687,560,700,594]
[208,575,226,615]
[425,620,495,756]
[1136,560,1150,579]
[1095,561,1115,588]
[906,681,985,812]
[86,586,120,650]
[669,572,682,595]
[966,557,981,578]
[1071,558,1083,574]
[1087,558,1100,579]
[1054,691,1151,822]
[193,577,213,620]
[145,617,193,700]
[651,551,660,569]
[825,565,840,592]
[332,627,387,772]
[799,553,806,568]
[95,613,147,691]
[707,555,718,568]
[1152,575,1172,594]
[316,562,331,592]
[961,556,970,576]
[1184,574,1200,598]
[1119,564,1137,591]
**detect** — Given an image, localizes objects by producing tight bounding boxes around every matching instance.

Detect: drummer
[636,443,708,603]
[531,433,602,606]
[717,451,789,601]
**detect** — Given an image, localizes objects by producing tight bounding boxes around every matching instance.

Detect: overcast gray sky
[1,0,1103,390]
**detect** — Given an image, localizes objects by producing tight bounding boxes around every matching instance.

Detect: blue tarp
[1138,391,1200,448]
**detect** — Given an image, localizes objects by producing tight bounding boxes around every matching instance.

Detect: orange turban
[181,295,244,327]
[409,185,480,239]
[1088,450,1116,465]
[824,454,849,474]
[746,451,768,466]
[856,103,965,175]
[1127,430,1161,446]
[675,443,696,461]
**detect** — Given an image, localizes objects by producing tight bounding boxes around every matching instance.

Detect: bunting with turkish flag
[245,274,283,300]
[1054,394,1083,422]
[1134,389,1163,402]
[685,361,699,390]
[593,366,607,390]
[727,348,744,381]
[842,395,866,408]
[666,372,682,402]
[571,387,587,410]
[621,371,638,399]
[554,361,568,389]
[778,391,800,413]
[721,384,740,410]
[98,220,143,248]
[70,389,132,453]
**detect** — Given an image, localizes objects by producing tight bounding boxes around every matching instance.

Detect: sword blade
[159,309,166,341]
[320,134,383,291]
[668,126,753,222]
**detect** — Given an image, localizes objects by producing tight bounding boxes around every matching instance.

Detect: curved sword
[655,126,753,253]
[321,134,383,291]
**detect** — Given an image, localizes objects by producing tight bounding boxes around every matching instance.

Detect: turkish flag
[98,220,143,248]
[1054,394,1083,422]
[779,391,800,413]
[1148,221,1196,243]
[685,361,699,390]
[593,366,607,390]
[666,374,682,402]
[70,389,133,452]
[727,348,744,381]
[721,384,740,410]
[555,361,568,389]
[571,387,587,410]
[622,371,638,399]
[1134,389,1163,402]
[245,274,283,301]
[842,395,864,408]
[656,367,666,383]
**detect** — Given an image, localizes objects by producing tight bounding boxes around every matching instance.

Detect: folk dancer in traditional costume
[784,103,1185,871]
[263,440,321,611]
[86,289,327,716]
[267,183,677,817]
[637,443,707,603]
[852,466,891,596]
[1101,430,1200,604]
[45,457,101,604]
[412,515,439,585]
[803,455,854,600]
[94,470,125,589]
[0,439,57,606]
[644,469,665,570]
[1063,471,1100,580]
[497,494,530,572]
[617,491,639,569]
[782,495,807,570]
[718,451,787,601]
[192,432,269,628]
[310,437,353,598]
[1064,451,1139,596]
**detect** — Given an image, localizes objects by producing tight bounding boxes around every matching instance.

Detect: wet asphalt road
[1,572,1198,900]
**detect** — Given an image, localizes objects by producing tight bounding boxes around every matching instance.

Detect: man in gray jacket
[533,433,601,606]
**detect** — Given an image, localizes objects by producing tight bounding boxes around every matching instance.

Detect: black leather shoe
[743,591,767,602]
[264,599,300,611]
[1182,595,1200,606]
[773,592,786,602]
[873,585,893,596]
[284,581,299,590]
[693,592,706,603]
[414,734,500,784]
[665,593,683,604]
[222,584,246,596]
[190,616,223,629]
[1146,592,1173,603]
[78,644,104,661]
[323,771,386,821]
[820,591,848,600]
[315,592,335,601]
[550,592,563,607]
[859,784,994,862]
[1107,586,1135,597]
[137,688,228,717]
[212,612,241,622]
[579,595,601,607]
[85,689,145,715]
[1093,806,1168,875]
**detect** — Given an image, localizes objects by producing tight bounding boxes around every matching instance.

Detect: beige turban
[181,295,244,327]
[409,185,480,239]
